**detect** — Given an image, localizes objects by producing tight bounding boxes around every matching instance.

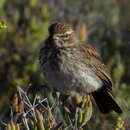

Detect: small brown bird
[39,23,122,114]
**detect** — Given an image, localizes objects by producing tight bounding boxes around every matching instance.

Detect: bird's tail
[92,90,122,114]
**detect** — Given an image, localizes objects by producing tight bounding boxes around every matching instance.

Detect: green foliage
[0,21,7,29]
[114,117,125,130]
[0,0,49,113]
[2,88,93,129]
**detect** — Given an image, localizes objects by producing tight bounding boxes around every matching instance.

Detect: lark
[39,23,122,113]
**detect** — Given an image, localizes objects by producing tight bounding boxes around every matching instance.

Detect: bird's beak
[53,35,59,40]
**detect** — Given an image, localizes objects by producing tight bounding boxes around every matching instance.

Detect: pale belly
[42,54,103,96]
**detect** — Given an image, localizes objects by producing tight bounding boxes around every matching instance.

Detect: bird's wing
[78,43,112,91]
[39,40,51,66]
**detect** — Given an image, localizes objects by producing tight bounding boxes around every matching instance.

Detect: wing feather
[78,43,112,91]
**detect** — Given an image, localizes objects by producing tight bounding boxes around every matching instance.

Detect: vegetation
[0,0,130,129]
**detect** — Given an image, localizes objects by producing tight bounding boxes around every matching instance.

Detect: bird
[39,23,122,114]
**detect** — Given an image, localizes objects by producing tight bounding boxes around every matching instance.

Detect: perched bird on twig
[39,23,122,114]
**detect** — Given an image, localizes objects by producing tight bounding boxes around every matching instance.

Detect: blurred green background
[0,0,130,129]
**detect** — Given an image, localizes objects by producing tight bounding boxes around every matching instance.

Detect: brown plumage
[39,23,122,114]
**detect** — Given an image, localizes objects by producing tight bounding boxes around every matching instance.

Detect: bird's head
[48,23,77,47]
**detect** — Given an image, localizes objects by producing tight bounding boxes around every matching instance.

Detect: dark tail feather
[92,91,122,114]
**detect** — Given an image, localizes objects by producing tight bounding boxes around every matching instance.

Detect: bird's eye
[65,34,69,37]
[60,34,69,38]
